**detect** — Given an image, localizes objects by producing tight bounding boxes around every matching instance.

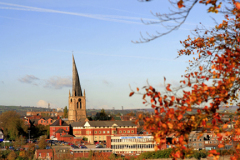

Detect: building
[50,117,70,139]
[106,135,155,156]
[35,149,54,160]
[68,55,87,122]
[71,121,137,144]
[26,109,64,117]
[70,148,112,159]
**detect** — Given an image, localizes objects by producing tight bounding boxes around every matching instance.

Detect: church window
[78,99,82,109]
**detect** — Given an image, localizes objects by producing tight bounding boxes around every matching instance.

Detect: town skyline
[0,0,224,109]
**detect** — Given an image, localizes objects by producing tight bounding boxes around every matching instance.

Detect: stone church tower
[68,55,87,122]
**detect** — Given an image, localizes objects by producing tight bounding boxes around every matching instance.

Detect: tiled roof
[70,121,85,127]
[87,121,136,127]
[50,119,69,126]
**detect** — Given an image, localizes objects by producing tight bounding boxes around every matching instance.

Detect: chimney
[59,119,62,126]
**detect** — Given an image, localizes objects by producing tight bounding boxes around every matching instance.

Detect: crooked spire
[72,55,82,97]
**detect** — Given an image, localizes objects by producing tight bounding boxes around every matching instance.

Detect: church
[68,55,87,122]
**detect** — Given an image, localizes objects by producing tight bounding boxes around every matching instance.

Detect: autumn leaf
[177,114,183,120]
[199,66,203,71]
[171,96,175,101]
[129,92,134,97]
[218,144,224,148]
[236,2,240,10]
[137,87,139,91]
[166,84,172,91]
[177,0,185,8]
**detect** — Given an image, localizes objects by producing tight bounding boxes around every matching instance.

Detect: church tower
[68,55,87,122]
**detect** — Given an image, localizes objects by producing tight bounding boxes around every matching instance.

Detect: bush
[138,149,173,159]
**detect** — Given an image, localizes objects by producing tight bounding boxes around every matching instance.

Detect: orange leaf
[178,114,183,120]
[177,0,184,8]
[236,2,240,10]
[171,96,175,101]
[199,66,203,71]
[218,144,224,148]
[129,92,134,97]
[166,84,172,91]
[207,51,212,55]
[137,87,139,91]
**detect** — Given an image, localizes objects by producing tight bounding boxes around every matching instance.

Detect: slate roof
[87,121,136,127]
[70,121,86,127]
[56,129,68,133]
[50,119,69,126]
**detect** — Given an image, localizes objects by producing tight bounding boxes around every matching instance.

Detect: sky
[0,0,225,110]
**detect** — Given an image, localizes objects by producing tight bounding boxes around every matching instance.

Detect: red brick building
[71,121,137,144]
[35,149,54,160]
[50,118,70,139]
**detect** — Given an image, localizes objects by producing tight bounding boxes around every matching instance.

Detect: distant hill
[0,105,154,116]
[0,105,53,116]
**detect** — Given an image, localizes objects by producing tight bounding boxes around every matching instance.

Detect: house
[50,117,70,139]
[35,149,54,160]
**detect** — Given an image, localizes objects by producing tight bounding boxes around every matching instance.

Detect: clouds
[44,76,71,89]
[18,75,39,84]
[18,75,71,89]
[37,100,59,108]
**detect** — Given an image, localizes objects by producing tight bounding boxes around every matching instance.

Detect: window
[127,130,130,133]
[66,128,68,130]
[95,131,97,134]
[103,131,105,134]
[124,130,126,133]
[39,153,41,157]
[41,120,43,123]
[131,130,134,133]
[119,131,122,133]
[99,131,101,134]
[86,131,89,134]
[107,131,109,133]
[99,136,101,139]
[47,153,49,156]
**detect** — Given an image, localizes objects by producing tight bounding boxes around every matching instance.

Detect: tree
[131,1,240,160]
[14,136,26,148]
[0,111,28,140]
[94,109,110,121]
[64,106,68,118]
[38,135,47,149]
[134,0,237,43]
[7,150,17,160]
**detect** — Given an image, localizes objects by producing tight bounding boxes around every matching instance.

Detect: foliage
[0,111,28,140]
[14,136,26,148]
[130,1,240,160]
[38,135,47,149]
[7,150,17,160]
[94,109,111,121]
[64,106,68,118]
[138,149,172,159]
[82,136,88,141]
[30,124,49,138]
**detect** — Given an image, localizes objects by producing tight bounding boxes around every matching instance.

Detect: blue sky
[0,0,224,109]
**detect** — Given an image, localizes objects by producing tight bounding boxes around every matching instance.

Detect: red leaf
[177,114,183,120]
[166,84,172,91]
[129,92,134,97]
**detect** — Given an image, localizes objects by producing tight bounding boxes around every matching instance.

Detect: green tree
[38,135,47,149]
[0,111,27,140]
[64,106,68,118]
[94,109,110,121]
